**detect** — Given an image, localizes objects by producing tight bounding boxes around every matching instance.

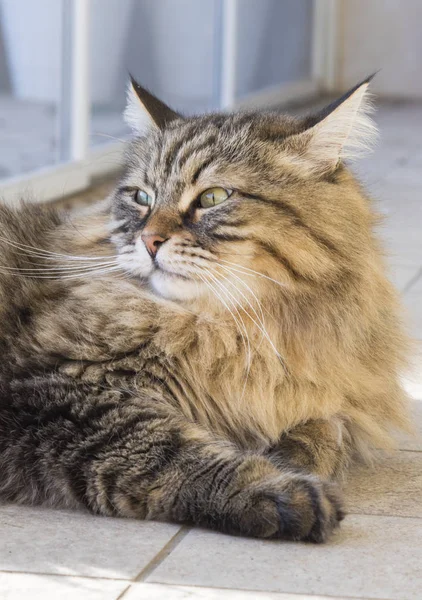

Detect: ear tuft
[289,76,378,174]
[124,76,181,136]
[124,81,154,136]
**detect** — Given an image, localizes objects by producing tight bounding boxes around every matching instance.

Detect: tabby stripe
[66,461,89,506]
[98,469,120,515]
[162,125,199,175]
[142,373,179,403]
[209,458,242,503]
[36,401,118,429]
[192,158,216,185]
[185,457,229,488]
[298,479,325,539]
[169,457,229,517]
[65,417,170,508]
[242,192,342,257]
[257,240,308,281]
[211,232,247,243]
[177,138,216,173]
[111,222,131,235]
[70,413,166,463]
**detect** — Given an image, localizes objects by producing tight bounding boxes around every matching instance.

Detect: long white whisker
[217,258,288,289]
[212,265,267,351]
[0,260,120,274]
[92,132,127,143]
[200,269,253,402]
[201,268,252,370]
[0,265,124,280]
[198,270,253,404]
[0,235,117,261]
[198,270,251,370]
[204,265,285,369]
[213,264,266,332]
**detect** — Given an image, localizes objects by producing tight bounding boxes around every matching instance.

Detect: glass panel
[0,0,65,180]
[235,0,313,100]
[89,0,221,148]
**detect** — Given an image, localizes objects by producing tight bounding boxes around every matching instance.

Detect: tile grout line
[344,511,422,519]
[402,266,422,294]
[113,578,397,600]
[116,526,191,599]
[0,569,130,582]
[115,584,132,600]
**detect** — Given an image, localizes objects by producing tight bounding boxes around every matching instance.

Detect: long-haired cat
[0,75,409,542]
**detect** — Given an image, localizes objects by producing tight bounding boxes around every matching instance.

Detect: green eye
[134,190,153,207]
[198,187,232,209]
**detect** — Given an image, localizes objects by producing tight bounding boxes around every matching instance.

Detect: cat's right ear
[124,75,181,135]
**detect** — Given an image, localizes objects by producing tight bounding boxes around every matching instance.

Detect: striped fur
[0,79,409,542]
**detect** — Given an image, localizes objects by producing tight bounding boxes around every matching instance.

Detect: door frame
[0,0,338,206]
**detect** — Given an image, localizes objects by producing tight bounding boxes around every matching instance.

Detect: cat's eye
[134,190,154,208]
[198,187,232,209]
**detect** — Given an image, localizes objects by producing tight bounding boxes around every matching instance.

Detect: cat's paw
[228,472,344,543]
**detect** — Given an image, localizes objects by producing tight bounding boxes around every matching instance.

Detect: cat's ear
[289,74,378,174]
[124,75,181,135]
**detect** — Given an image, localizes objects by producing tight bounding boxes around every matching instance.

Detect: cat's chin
[149,270,206,301]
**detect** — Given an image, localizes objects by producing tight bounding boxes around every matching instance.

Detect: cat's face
[111,78,376,303]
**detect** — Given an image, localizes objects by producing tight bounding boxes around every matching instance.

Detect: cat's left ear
[124,75,181,135]
[288,74,378,174]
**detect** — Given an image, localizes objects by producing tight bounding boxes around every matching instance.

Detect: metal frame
[0,0,337,206]
[0,0,94,206]
[312,0,341,92]
[220,0,238,109]
[68,0,90,161]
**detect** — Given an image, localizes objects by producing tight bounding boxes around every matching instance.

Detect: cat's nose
[141,232,168,258]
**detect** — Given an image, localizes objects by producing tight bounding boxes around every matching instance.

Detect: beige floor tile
[345,451,422,517]
[395,399,422,450]
[375,182,422,218]
[124,582,352,599]
[403,290,422,340]
[381,230,422,267]
[0,572,127,600]
[0,503,180,579]
[402,345,422,400]
[148,516,422,599]
[388,264,420,292]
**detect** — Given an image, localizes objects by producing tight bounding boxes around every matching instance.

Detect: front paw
[226,471,344,543]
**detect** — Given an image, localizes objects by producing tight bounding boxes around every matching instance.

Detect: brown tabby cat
[0,75,409,543]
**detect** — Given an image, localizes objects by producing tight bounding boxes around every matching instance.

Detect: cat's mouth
[152,264,192,282]
[149,262,207,301]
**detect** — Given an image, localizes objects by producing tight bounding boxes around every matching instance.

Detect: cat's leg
[0,375,343,542]
[268,417,352,479]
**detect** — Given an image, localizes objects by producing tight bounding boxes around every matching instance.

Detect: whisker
[203,265,286,370]
[0,235,118,262]
[213,264,267,333]
[200,269,253,402]
[201,268,252,369]
[0,265,124,280]
[0,260,120,273]
[212,264,267,351]
[198,272,253,405]
[198,271,251,370]
[217,258,288,289]
[91,132,127,143]
[216,263,279,327]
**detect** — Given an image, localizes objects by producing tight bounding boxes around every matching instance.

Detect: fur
[0,78,409,542]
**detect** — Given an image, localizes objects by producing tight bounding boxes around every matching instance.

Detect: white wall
[338,0,422,99]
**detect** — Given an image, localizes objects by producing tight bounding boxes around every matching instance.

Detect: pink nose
[141,232,168,258]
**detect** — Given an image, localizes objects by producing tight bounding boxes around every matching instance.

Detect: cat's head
[111,76,377,304]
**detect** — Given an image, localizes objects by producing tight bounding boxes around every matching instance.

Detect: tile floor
[1,101,422,600]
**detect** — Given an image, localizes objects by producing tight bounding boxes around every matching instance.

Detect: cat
[0,75,409,543]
